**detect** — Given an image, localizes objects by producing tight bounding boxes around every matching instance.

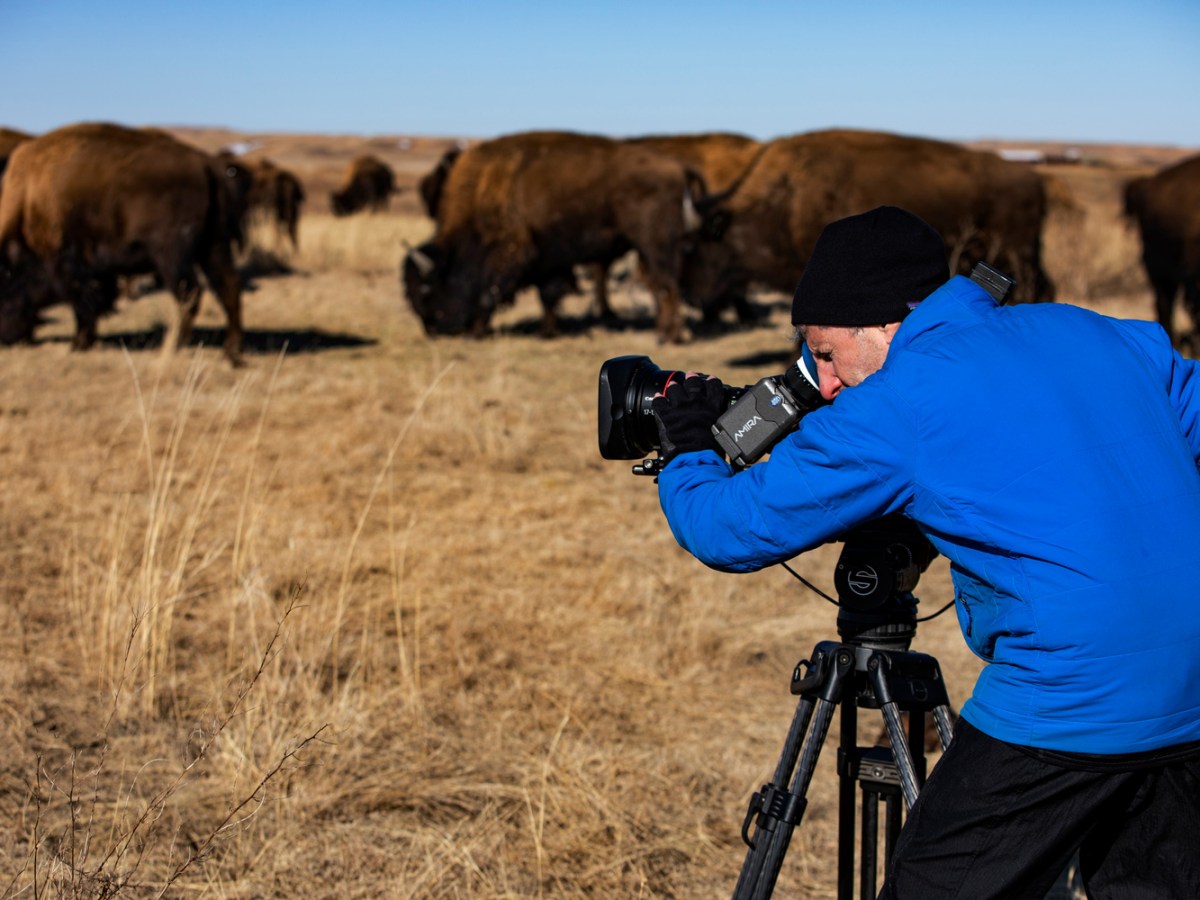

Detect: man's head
[792,206,948,400]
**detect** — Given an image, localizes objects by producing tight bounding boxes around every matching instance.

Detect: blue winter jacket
[658,275,1200,754]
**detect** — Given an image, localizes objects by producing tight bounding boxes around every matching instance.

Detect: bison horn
[409,246,436,276]
[682,193,703,233]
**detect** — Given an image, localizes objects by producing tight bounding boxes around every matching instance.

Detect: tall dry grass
[292,213,434,274]
[0,159,1161,897]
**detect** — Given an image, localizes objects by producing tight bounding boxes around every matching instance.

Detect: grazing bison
[1123,154,1200,346]
[403,130,715,342]
[0,127,32,178]
[682,129,1055,314]
[331,155,396,216]
[0,123,245,363]
[412,132,761,327]
[243,157,306,248]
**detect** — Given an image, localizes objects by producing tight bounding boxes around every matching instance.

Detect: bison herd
[1,120,1199,363]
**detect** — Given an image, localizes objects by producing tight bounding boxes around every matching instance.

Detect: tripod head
[830,515,937,650]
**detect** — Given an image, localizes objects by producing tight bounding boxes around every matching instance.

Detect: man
[652,206,1200,898]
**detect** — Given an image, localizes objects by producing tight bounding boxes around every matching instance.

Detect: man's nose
[817,362,841,400]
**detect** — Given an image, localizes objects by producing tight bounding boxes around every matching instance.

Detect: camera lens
[597,356,684,459]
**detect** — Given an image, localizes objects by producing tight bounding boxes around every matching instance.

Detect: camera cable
[780,561,956,622]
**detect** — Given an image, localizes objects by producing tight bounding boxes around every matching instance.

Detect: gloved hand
[651,373,727,464]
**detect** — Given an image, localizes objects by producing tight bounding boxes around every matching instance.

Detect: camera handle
[732,638,953,900]
[632,457,666,477]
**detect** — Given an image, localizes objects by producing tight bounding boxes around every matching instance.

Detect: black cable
[780,560,956,622]
[781,560,840,607]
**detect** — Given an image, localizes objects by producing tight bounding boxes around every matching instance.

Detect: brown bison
[412,132,762,326]
[0,123,245,363]
[1124,154,1200,346]
[243,157,306,248]
[402,130,716,342]
[0,127,32,178]
[331,154,396,216]
[682,129,1055,313]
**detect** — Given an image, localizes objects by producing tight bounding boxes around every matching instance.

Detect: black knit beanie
[791,206,949,326]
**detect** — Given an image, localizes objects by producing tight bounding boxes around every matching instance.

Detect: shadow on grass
[726,347,797,370]
[494,297,782,342]
[86,325,376,355]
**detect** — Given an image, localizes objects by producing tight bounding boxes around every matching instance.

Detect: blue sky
[3,0,1198,146]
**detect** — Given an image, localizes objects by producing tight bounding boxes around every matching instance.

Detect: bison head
[0,244,48,344]
[328,189,350,217]
[0,276,44,346]
[0,295,41,345]
[403,240,501,337]
[680,207,748,314]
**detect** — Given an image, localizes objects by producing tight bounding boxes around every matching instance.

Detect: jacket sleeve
[656,376,918,572]
[1118,320,1200,462]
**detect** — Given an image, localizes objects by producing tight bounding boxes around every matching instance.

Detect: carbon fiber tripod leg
[733,644,854,900]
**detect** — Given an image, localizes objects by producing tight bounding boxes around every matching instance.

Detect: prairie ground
[0,131,1190,897]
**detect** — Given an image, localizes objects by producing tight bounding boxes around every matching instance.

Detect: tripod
[733,520,954,900]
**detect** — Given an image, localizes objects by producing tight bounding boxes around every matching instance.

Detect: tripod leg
[933,704,955,751]
[861,786,880,900]
[838,697,858,900]
[734,645,853,900]
[884,792,903,876]
[869,655,922,808]
[734,695,837,900]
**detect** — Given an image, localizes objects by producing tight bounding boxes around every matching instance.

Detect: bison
[1123,154,1200,346]
[0,122,246,363]
[402,130,716,342]
[242,157,306,249]
[331,154,396,216]
[681,129,1055,315]
[411,132,759,329]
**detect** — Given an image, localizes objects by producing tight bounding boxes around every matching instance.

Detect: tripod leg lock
[740,783,809,848]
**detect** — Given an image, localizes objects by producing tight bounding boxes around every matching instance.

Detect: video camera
[597,345,825,475]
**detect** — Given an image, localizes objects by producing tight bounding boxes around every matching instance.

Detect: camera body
[711,346,824,467]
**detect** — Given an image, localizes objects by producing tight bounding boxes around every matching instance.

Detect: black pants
[878,720,1200,899]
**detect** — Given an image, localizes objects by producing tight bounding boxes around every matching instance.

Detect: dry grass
[0,136,1177,897]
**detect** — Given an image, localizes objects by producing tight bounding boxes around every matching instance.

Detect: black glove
[651,374,726,464]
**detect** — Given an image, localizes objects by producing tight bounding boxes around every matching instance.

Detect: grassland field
[0,128,1193,897]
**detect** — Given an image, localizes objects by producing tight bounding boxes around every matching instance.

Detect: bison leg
[1151,276,1180,346]
[198,244,244,365]
[635,260,689,344]
[173,275,203,351]
[537,273,581,338]
[536,290,560,338]
[285,212,299,250]
[1182,279,1200,354]
[647,279,688,344]
[71,274,118,351]
[585,263,615,319]
[733,294,765,325]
